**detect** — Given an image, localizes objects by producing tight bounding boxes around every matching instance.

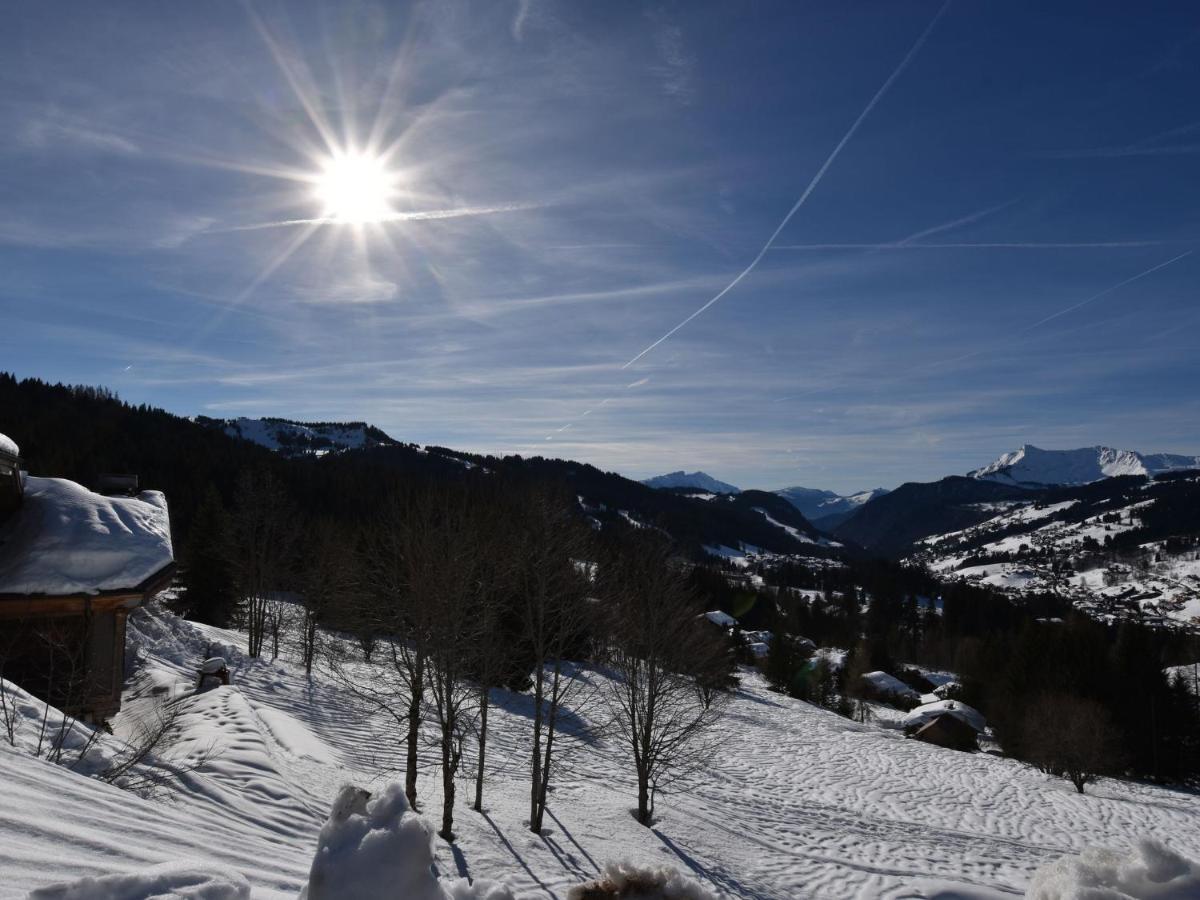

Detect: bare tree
[467,499,519,814]
[518,486,594,834]
[407,487,484,841]
[356,493,436,812]
[299,523,357,676]
[1021,693,1124,793]
[599,539,730,826]
[227,470,297,659]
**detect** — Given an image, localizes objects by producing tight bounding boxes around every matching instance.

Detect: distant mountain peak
[641,471,740,494]
[969,444,1200,487]
[775,485,890,526]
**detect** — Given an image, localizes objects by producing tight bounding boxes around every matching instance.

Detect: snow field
[4,603,1200,898]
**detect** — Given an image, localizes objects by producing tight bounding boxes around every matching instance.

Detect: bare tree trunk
[439,694,459,841]
[636,769,651,826]
[529,664,545,833]
[473,685,489,812]
[405,651,425,810]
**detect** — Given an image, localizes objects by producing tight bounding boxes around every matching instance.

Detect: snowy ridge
[775,486,889,523]
[642,471,740,494]
[970,444,1200,487]
[204,417,398,458]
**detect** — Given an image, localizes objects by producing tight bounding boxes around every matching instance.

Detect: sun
[314,152,397,223]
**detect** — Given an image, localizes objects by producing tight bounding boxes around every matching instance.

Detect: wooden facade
[0,563,175,723]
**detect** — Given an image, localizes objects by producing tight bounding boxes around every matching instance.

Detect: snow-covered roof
[932,681,962,698]
[902,699,986,735]
[747,641,770,658]
[0,476,173,596]
[0,432,17,458]
[704,610,737,628]
[861,670,920,699]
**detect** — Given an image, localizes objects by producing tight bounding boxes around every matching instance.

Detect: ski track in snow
[4,604,1200,899]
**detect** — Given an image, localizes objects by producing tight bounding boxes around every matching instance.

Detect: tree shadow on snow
[652,828,760,899]
[480,810,561,898]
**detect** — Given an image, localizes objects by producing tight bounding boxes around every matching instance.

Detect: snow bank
[0,476,172,595]
[299,784,513,900]
[0,431,17,458]
[0,676,115,775]
[566,861,717,900]
[28,863,250,900]
[1028,839,1200,899]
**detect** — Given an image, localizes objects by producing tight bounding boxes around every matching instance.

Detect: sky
[2,1,1198,494]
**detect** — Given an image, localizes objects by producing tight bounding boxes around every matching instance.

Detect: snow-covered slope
[642,471,740,494]
[910,473,1200,629]
[5,602,1200,898]
[970,444,1200,488]
[777,486,889,524]
[203,417,398,458]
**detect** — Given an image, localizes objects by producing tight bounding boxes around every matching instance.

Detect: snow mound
[566,861,717,900]
[0,476,172,596]
[1028,839,1200,899]
[28,862,251,900]
[0,431,17,458]
[299,784,513,900]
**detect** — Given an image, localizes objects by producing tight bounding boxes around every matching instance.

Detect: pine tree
[181,487,237,627]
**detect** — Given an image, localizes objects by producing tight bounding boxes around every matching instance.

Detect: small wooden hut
[0,434,174,723]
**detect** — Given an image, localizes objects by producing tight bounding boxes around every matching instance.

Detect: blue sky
[2,1,1198,494]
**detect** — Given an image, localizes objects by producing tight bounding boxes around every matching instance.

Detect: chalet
[902,699,987,752]
[0,434,174,723]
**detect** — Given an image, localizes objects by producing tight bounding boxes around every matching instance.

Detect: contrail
[918,250,1193,371]
[203,204,534,235]
[1017,250,1193,333]
[619,0,952,370]
[774,240,1176,250]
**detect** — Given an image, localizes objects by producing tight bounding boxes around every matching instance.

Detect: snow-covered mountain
[969,444,1200,488]
[776,485,889,525]
[641,470,740,494]
[199,416,398,458]
[908,470,1200,630]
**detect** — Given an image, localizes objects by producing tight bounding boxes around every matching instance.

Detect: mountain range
[968,444,1200,488]
[773,486,890,528]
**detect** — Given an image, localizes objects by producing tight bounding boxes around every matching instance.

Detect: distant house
[859,670,920,705]
[0,434,174,723]
[902,699,987,752]
[702,610,737,629]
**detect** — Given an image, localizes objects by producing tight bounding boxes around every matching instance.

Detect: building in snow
[0,434,174,723]
[901,699,987,752]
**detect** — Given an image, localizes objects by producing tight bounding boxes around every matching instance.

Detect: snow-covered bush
[299,783,513,900]
[1028,839,1200,899]
[567,861,717,900]
[27,862,251,900]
